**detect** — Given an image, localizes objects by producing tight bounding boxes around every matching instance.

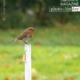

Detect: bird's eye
[30,29,31,30]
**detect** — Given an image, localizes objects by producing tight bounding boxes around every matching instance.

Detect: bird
[8,27,35,44]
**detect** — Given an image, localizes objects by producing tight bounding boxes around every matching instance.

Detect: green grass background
[0,23,80,80]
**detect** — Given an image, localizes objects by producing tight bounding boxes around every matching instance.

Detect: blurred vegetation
[0,26,80,46]
[0,27,80,80]
[0,0,80,29]
[0,0,80,80]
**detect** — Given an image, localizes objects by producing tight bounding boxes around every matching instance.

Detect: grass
[0,24,80,80]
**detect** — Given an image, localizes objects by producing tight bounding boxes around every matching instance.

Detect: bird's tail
[8,38,17,43]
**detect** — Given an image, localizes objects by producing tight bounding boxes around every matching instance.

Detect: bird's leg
[23,41,28,44]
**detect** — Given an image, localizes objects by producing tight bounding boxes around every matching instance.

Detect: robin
[8,27,35,44]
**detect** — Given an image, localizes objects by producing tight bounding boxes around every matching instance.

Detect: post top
[24,44,31,50]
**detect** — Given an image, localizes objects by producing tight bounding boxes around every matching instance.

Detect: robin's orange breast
[28,30,34,38]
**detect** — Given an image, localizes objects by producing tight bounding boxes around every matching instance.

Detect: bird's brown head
[28,27,35,32]
[28,27,35,37]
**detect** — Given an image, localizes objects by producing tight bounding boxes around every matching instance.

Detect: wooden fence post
[23,44,32,80]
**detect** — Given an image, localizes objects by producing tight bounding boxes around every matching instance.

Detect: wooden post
[23,44,32,80]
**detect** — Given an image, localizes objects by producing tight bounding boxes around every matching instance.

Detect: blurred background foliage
[0,0,80,29]
[0,0,80,80]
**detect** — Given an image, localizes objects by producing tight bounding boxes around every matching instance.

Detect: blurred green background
[0,0,80,80]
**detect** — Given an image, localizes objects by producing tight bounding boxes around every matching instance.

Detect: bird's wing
[16,30,29,40]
